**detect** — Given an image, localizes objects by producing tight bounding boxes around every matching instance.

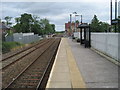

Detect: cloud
[56,25,65,31]
[1,1,118,31]
[1,0,112,2]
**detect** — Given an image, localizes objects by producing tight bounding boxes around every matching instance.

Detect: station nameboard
[112,20,118,25]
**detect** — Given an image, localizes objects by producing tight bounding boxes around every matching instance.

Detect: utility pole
[115,0,117,19]
[75,15,76,32]
[75,15,80,32]
[81,15,82,24]
[70,14,72,36]
[110,0,113,26]
[115,0,117,32]
[73,12,77,32]
[110,0,113,32]
[110,0,118,32]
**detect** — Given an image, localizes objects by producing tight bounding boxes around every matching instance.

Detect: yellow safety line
[65,38,86,88]
[46,38,86,89]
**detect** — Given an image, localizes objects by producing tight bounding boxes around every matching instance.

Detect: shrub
[2,42,22,54]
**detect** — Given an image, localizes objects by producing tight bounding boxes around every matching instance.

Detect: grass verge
[2,41,23,54]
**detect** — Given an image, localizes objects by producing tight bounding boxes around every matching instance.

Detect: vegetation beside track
[2,41,23,54]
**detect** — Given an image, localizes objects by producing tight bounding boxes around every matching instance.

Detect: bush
[2,42,22,54]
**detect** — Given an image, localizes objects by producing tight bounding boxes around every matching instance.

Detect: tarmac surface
[68,38,118,88]
[46,38,118,88]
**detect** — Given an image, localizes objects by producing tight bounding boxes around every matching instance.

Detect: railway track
[2,38,61,89]
[1,39,50,70]
[2,38,48,61]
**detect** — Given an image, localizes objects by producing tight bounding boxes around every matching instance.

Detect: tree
[99,22,109,32]
[40,19,56,34]
[40,18,49,29]
[20,13,34,33]
[31,24,41,35]
[15,17,20,24]
[13,24,21,33]
[31,15,42,35]
[76,20,79,23]
[45,24,53,34]
[14,17,21,33]
[14,13,34,33]
[4,16,12,27]
[13,13,55,35]
[90,15,110,32]
[33,15,40,24]
[51,24,56,33]
[90,15,100,32]
[40,18,50,34]
[14,14,42,34]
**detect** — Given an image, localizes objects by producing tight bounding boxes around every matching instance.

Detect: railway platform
[46,38,118,88]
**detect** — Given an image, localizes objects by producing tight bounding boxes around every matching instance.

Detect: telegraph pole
[73,12,77,32]
[70,14,72,36]
[81,15,82,24]
[115,0,117,19]
[110,0,112,26]
[115,0,117,32]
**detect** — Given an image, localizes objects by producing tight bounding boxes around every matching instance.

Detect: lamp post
[70,14,72,36]
[73,12,77,32]
[73,12,82,32]
[115,0,117,32]
[81,15,82,24]
[110,0,118,32]
[75,14,80,32]
[69,12,81,35]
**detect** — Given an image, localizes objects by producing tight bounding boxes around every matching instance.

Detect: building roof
[0,22,9,29]
[78,23,89,28]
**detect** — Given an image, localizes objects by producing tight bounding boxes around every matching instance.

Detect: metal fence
[5,33,40,44]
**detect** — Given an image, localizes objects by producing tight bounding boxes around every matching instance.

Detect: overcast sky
[1,0,120,31]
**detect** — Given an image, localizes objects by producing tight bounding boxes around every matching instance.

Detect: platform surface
[46,38,86,88]
[46,38,118,88]
[68,38,118,88]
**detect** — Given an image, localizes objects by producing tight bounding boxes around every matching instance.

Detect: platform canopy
[77,23,91,48]
[78,23,89,28]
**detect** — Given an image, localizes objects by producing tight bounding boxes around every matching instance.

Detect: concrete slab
[46,38,72,88]
[46,38,86,88]
[50,72,71,82]
[66,40,86,88]
[67,38,118,88]
[53,66,69,73]
[47,81,72,88]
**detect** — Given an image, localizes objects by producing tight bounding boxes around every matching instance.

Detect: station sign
[112,20,118,25]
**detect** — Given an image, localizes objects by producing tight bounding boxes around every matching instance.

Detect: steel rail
[36,38,61,89]
[1,39,50,70]
[3,39,56,89]
[2,39,48,61]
